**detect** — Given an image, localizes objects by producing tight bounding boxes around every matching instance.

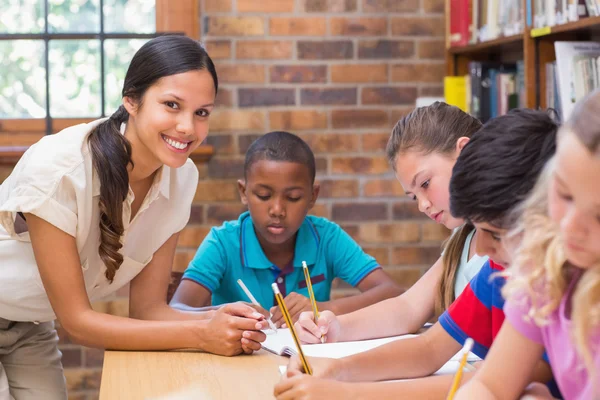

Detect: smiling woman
[0,35,271,400]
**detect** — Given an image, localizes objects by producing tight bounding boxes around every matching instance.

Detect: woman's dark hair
[88,35,218,282]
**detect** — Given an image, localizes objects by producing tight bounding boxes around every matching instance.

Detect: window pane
[103,0,155,33]
[104,38,148,114]
[49,40,101,117]
[48,0,100,33]
[0,0,44,33]
[0,40,46,118]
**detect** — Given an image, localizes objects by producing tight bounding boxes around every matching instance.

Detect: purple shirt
[504,271,599,400]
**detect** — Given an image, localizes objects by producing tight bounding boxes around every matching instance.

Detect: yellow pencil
[446,338,474,400]
[271,283,313,375]
[302,261,325,343]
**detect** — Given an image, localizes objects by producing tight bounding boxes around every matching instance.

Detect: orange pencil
[446,338,474,400]
[271,283,313,375]
[302,261,325,343]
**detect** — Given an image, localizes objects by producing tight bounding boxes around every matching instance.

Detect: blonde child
[456,90,600,399]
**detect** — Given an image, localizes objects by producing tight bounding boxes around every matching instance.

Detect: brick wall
[0,1,449,399]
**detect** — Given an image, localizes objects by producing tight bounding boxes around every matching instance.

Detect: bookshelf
[445,0,600,115]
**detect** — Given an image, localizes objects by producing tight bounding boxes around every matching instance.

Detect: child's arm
[296,257,442,343]
[169,280,212,310]
[26,214,267,356]
[289,322,463,381]
[455,321,546,399]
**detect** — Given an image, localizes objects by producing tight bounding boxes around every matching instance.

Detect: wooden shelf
[448,34,524,55]
[532,16,600,37]
[0,144,215,165]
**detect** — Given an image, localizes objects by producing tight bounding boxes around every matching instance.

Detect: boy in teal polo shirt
[171,131,401,326]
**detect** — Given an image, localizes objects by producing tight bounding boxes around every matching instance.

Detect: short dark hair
[244,131,316,183]
[449,108,559,227]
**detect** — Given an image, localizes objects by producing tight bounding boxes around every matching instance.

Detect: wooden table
[99,349,285,400]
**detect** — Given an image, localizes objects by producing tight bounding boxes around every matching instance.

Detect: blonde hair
[504,91,600,379]
[386,102,482,315]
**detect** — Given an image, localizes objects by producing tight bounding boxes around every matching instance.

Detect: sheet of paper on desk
[262,329,481,375]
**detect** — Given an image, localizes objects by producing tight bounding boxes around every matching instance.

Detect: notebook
[263,329,481,375]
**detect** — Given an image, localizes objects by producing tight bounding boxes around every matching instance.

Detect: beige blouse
[0,119,198,322]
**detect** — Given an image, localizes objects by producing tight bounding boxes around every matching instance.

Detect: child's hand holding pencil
[295,310,340,344]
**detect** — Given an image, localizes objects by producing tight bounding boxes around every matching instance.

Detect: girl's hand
[200,302,268,356]
[295,310,340,344]
[286,355,345,380]
[274,370,353,400]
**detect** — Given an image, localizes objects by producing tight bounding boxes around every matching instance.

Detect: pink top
[504,270,599,400]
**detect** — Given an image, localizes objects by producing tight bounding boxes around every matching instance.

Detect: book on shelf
[554,41,600,120]
[445,61,525,122]
[449,0,523,47]
[532,0,595,29]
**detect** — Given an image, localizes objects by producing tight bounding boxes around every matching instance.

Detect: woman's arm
[26,214,266,355]
[455,321,546,399]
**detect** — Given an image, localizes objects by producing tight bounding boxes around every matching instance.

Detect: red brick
[204,40,232,59]
[358,222,420,243]
[361,132,390,151]
[270,110,328,130]
[390,107,415,123]
[393,201,427,219]
[270,17,327,36]
[210,110,265,132]
[301,0,357,12]
[64,369,102,392]
[204,0,232,12]
[423,0,445,13]
[363,179,404,197]
[384,266,422,288]
[189,205,205,224]
[207,158,245,179]
[236,40,293,59]
[238,0,295,12]
[179,226,211,247]
[362,86,418,105]
[300,133,360,153]
[331,64,388,83]
[205,134,235,155]
[173,250,197,273]
[422,222,451,242]
[301,88,357,105]
[330,17,387,36]
[331,109,389,128]
[270,65,327,83]
[340,224,359,241]
[391,63,445,83]
[310,203,330,218]
[194,180,239,202]
[238,134,262,154]
[363,0,419,12]
[332,202,388,221]
[84,348,104,367]
[238,88,295,107]
[207,204,248,224]
[316,157,329,173]
[418,40,445,59]
[215,87,234,107]
[392,246,441,265]
[364,247,390,265]
[298,41,353,60]
[419,86,444,96]
[204,16,265,36]
[217,64,266,83]
[391,16,445,36]
[358,40,414,59]
[331,156,389,174]
[318,179,359,198]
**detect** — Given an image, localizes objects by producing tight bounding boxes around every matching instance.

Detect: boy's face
[238,160,319,247]
[471,222,512,268]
